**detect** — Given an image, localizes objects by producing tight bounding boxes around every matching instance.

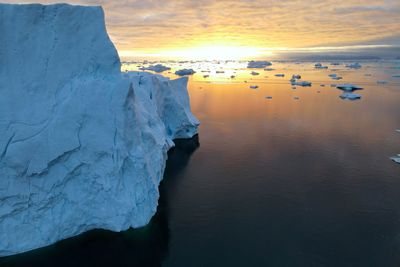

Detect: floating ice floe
[293,96,300,100]
[339,93,361,100]
[392,75,400,78]
[140,64,171,73]
[203,75,209,78]
[292,74,301,79]
[332,76,343,80]
[315,63,328,69]
[377,80,388,84]
[251,71,259,75]
[250,85,259,89]
[216,70,225,74]
[175,69,196,76]
[291,80,312,87]
[230,75,235,79]
[275,74,285,77]
[336,84,363,91]
[265,96,272,99]
[346,62,362,69]
[264,68,275,71]
[390,155,400,164]
[330,62,340,66]
[247,60,272,68]
[329,74,337,78]
[396,129,400,133]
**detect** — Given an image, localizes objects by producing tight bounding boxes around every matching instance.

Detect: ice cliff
[0,3,199,256]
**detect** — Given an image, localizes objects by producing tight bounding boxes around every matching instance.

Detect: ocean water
[1,60,400,267]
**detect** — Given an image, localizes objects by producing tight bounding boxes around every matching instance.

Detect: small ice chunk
[339,93,361,100]
[390,155,400,164]
[346,62,362,69]
[275,74,285,77]
[291,80,312,87]
[396,129,400,133]
[140,64,171,73]
[231,75,235,79]
[332,76,343,80]
[203,75,209,78]
[292,74,301,79]
[377,80,388,84]
[329,74,337,78]
[392,75,400,78]
[264,68,275,71]
[247,60,272,68]
[175,69,196,76]
[265,96,272,99]
[216,70,225,73]
[293,96,300,100]
[251,71,260,75]
[336,84,363,91]
[315,63,328,69]
[250,85,259,89]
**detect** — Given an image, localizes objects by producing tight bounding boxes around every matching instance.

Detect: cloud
[2,0,400,55]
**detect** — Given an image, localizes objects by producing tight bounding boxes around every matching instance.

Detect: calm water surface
[1,61,400,267]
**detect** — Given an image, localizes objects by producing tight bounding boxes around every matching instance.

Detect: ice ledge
[0,3,199,256]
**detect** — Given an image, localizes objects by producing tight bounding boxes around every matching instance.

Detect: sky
[3,0,400,59]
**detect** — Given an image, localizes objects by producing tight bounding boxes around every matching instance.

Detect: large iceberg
[0,3,199,256]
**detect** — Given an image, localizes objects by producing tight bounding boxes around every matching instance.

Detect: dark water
[1,61,400,266]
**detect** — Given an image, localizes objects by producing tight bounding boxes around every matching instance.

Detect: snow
[0,3,199,256]
[175,69,196,76]
[339,93,361,100]
[140,64,171,73]
[247,61,272,68]
[336,84,363,91]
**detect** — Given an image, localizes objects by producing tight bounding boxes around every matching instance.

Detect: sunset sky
[4,0,400,59]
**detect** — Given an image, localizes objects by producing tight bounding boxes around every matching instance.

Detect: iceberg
[339,93,361,100]
[0,3,199,256]
[336,84,363,91]
[175,69,196,76]
[140,64,171,73]
[247,61,272,68]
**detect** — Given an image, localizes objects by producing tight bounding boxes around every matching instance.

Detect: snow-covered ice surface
[0,3,199,256]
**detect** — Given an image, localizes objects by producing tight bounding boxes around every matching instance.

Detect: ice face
[0,3,199,256]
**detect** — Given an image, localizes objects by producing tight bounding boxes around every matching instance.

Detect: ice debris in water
[275,74,285,77]
[346,62,362,69]
[339,93,361,100]
[247,60,272,68]
[175,69,196,76]
[391,155,400,164]
[329,73,343,80]
[377,80,388,84]
[140,64,171,73]
[250,85,259,89]
[251,71,260,75]
[336,84,363,91]
[265,96,273,99]
[315,63,328,69]
[292,74,301,79]
[291,80,312,87]
[264,68,275,71]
